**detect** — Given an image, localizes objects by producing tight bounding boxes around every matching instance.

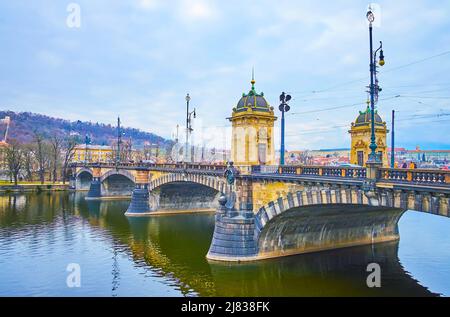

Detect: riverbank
[0,182,70,193]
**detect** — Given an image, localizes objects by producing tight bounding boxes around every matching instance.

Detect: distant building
[73,143,150,164]
[388,146,450,165]
[73,144,114,163]
[349,105,389,167]
[286,149,350,166]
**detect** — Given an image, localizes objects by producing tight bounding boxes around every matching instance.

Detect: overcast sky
[1,0,449,150]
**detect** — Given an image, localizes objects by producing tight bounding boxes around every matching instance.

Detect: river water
[0,192,449,297]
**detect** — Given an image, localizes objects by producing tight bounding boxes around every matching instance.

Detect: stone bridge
[70,162,450,262]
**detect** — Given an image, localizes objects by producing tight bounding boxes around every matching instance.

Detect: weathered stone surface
[257,205,404,258]
[157,182,219,210]
[207,211,258,261]
[101,174,134,196]
[126,187,150,214]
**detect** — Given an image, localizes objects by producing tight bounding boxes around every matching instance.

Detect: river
[0,192,449,296]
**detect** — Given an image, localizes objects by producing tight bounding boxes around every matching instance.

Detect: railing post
[296,166,302,175]
[341,169,346,177]
[366,161,382,180]
[318,167,323,176]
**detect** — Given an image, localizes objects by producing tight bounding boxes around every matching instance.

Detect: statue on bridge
[224,161,239,186]
[223,161,239,212]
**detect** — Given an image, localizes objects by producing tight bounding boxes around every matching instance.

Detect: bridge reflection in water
[78,194,439,297]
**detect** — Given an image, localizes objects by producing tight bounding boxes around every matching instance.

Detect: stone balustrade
[71,162,449,187]
[250,165,367,179]
[380,168,450,185]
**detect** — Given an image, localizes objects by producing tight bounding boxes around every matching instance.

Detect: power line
[290,49,450,96]
[399,95,450,100]
[285,113,449,136]
[288,95,401,116]
[381,50,450,74]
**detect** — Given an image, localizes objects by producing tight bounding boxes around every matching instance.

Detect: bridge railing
[139,162,226,173]
[69,162,226,172]
[250,165,367,179]
[379,168,450,185]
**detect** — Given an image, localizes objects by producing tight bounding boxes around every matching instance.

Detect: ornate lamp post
[185,93,196,163]
[84,134,90,166]
[279,92,291,166]
[366,8,385,165]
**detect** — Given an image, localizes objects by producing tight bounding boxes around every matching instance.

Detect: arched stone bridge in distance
[70,162,450,262]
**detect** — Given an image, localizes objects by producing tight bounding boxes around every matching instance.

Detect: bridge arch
[75,168,93,191]
[254,187,449,236]
[100,169,136,183]
[149,173,228,193]
[253,188,406,259]
[254,188,370,234]
[100,170,135,197]
[148,173,228,211]
[75,167,93,179]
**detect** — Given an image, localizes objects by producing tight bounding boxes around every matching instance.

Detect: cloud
[137,0,162,10]
[177,0,219,22]
[1,0,449,150]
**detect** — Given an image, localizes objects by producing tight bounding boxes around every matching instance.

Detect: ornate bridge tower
[349,104,389,167]
[229,74,277,167]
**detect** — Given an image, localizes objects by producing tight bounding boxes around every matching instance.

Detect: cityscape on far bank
[1,104,448,184]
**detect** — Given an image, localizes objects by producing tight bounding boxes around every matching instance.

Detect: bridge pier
[86,177,102,199]
[207,195,259,262]
[125,169,151,216]
[85,166,102,200]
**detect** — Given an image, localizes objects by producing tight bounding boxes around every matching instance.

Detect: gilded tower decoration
[349,104,389,167]
[229,74,277,166]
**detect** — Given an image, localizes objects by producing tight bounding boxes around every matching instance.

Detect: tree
[50,135,63,183]
[33,131,50,184]
[22,144,35,181]
[5,139,23,186]
[61,136,78,184]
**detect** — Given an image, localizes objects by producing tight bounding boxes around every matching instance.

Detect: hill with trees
[0,110,171,147]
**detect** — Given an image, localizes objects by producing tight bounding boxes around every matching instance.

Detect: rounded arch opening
[151,181,221,211]
[76,170,93,191]
[101,173,135,197]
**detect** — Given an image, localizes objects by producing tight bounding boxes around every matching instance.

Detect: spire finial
[251,67,255,90]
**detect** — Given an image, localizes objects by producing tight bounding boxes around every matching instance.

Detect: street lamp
[279,92,292,166]
[185,93,196,163]
[84,134,91,166]
[366,7,385,165]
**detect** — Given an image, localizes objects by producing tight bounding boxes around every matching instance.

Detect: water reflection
[0,192,444,296]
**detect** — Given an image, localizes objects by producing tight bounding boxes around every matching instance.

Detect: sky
[0,0,449,151]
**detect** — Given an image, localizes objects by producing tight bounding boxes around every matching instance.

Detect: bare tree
[33,131,50,184]
[5,139,23,186]
[61,136,78,184]
[22,144,35,181]
[50,135,63,183]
